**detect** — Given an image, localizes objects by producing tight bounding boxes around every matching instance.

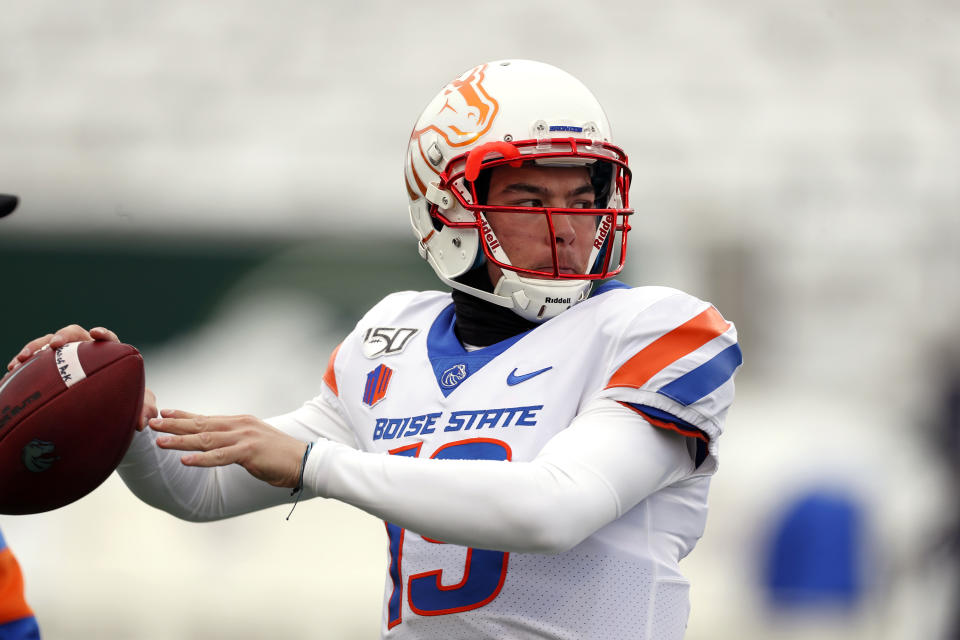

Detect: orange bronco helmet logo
[406,64,500,200]
[415,64,500,148]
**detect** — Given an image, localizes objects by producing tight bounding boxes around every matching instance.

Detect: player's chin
[523,266,586,280]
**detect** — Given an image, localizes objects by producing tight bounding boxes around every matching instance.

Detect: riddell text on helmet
[594,216,613,249]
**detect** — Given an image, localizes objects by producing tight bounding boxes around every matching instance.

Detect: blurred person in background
[7,60,742,639]
[933,354,960,639]
[0,529,40,640]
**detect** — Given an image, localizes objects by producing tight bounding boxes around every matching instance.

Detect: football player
[7,60,741,639]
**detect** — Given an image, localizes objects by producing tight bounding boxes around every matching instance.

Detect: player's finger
[90,327,121,343]
[48,325,92,349]
[159,409,241,422]
[8,334,53,370]
[24,334,54,354]
[179,445,241,468]
[139,389,159,431]
[155,430,236,453]
[159,408,202,420]
[148,416,203,436]
[149,412,236,434]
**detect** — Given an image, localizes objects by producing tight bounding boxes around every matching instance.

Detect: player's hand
[6,324,157,431]
[149,410,309,489]
[6,324,120,372]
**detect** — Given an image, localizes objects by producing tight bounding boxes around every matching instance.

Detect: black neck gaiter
[450,268,539,347]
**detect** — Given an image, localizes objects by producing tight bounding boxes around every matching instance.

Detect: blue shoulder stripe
[589,279,630,298]
[657,343,742,406]
[0,616,41,640]
[0,529,6,552]
[626,403,703,434]
[624,403,710,465]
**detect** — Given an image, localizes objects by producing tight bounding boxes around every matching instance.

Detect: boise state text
[373,405,543,441]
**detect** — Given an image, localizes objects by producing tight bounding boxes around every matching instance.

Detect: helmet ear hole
[430,208,444,232]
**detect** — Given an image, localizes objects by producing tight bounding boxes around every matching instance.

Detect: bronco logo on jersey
[363,364,393,407]
[439,363,468,389]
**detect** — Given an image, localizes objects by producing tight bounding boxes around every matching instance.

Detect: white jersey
[317,281,741,639]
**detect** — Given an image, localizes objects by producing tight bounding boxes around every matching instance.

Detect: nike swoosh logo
[506,366,553,386]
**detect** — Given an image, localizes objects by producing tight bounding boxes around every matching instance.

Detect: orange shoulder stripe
[322,343,342,397]
[606,306,729,390]
[0,548,34,624]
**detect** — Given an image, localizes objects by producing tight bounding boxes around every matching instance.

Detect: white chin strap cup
[492,271,593,323]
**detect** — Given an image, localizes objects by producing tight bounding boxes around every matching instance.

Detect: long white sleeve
[116,393,355,521]
[304,398,695,554]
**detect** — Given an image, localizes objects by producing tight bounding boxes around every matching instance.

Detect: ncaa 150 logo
[362,327,419,359]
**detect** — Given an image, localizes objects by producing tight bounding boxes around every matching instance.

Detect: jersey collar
[427,303,529,397]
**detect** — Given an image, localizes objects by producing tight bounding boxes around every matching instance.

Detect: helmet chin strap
[479,213,594,322]
[491,274,593,322]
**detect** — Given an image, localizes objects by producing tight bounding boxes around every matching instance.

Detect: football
[0,341,145,514]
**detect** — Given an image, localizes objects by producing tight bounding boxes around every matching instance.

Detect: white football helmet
[406,59,633,322]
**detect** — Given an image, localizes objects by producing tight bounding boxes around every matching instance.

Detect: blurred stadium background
[1,1,958,638]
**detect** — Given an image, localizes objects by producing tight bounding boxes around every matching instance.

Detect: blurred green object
[0,233,433,358]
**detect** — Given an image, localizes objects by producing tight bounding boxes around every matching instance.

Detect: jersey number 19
[385,439,512,628]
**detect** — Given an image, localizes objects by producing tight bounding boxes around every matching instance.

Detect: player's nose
[551,212,578,246]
